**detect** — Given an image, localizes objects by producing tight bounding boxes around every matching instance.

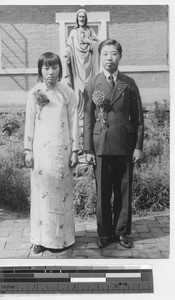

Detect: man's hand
[69,152,78,168]
[25,151,34,169]
[133,149,143,164]
[86,153,96,165]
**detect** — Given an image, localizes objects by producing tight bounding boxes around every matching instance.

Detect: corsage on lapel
[92,90,110,128]
[33,89,50,119]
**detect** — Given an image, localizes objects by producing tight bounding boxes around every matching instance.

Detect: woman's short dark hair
[38,52,63,82]
[98,39,122,57]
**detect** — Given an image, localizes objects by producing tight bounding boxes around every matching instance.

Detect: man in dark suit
[83,39,144,248]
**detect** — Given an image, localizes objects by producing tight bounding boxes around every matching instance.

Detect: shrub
[132,157,169,214]
[0,156,30,212]
[73,164,96,217]
[0,101,169,217]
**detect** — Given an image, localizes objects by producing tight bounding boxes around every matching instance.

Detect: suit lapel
[109,72,129,107]
[94,72,112,100]
[93,71,129,107]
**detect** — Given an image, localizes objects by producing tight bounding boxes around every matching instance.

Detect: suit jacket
[83,71,144,156]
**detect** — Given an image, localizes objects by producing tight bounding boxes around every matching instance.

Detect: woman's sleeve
[24,89,36,152]
[67,90,79,152]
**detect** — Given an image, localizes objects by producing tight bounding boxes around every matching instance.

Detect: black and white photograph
[1,1,175,298]
[0,2,170,260]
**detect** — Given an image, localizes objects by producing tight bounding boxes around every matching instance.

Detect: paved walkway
[0,209,169,259]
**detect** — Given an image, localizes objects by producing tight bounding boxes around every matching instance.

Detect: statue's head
[75,9,88,28]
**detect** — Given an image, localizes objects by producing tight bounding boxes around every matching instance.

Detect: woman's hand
[64,54,70,64]
[133,149,143,164]
[86,153,96,165]
[69,152,78,168]
[25,151,34,169]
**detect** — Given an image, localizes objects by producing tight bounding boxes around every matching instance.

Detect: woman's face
[41,64,60,85]
[77,12,86,27]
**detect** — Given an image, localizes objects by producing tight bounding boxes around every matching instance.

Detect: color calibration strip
[0,265,153,294]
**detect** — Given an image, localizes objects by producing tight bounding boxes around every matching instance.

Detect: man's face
[100,44,121,73]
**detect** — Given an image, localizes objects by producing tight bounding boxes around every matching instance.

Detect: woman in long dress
[64,9,100,122]
[24,52,79,254]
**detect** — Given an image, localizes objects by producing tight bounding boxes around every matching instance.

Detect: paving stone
[14,219,29,224]
[42,249,72,259]
[0,226,23,232]
[8,227,24,233]
[151,228,164,237]
[139,232,153,239]
[0,231,10,237]
[72,242,87,249]
[75,237,97,243]
[147,251,162,258]
[28,250,43,258]
[75,224,86,231]
[7,232,23,242]
[146,220,162,228]
[134,238,155,244]
[86,232,98,237]
[87,242,99,249]
[72,249,102,258]
[22,227,30,236]
[156,216,169,224]
[102,249,133,258]
[143,244,160,252]
[133,219,147,225]
[135,225,150,233]
[0,210,170,259]
[0,237,7,250]
[0,249,17,258]
[115,243,132,251]
[4,242,21,250]
[0,220,15,226]
[86,224,97,232]
[155,236,169,251]
[133,243,144,250]
[132,250,148,259]
[18,242,32,250]
[160,251,169,258]
[144,214,159,221]
[15,249,31,258]
[20,236,30,243]
[130,233,140,241]
[162,227,170,233]
[75,230,86,236]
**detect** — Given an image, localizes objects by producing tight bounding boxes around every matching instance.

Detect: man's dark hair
[98,39,122,57]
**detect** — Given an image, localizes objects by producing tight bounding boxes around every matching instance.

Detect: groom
[83,39,144,248]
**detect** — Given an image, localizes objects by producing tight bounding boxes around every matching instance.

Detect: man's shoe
[97,237,113,248]
[33,245,45,254]
[118,234,132,248]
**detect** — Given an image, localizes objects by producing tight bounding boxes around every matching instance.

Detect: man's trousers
[94,155,134,238]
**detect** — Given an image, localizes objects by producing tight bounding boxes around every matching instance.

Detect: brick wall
[0,5,169,103]
[109,22,168,66]
[1,23,60,69]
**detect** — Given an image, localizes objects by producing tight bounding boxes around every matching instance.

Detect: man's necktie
[108,75,115,91]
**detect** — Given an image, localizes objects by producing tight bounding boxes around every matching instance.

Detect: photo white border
[0,0,174,299]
